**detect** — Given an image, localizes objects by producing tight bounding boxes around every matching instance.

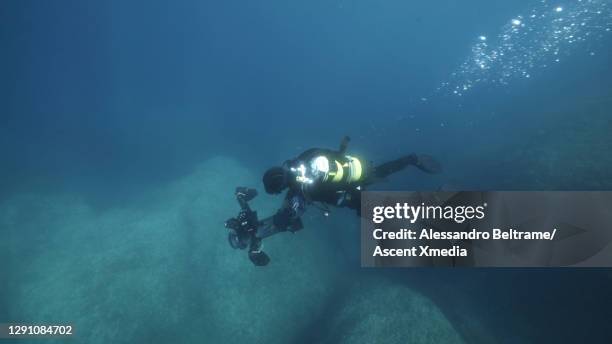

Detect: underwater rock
[0,156,343,344]
[322,278,465,344]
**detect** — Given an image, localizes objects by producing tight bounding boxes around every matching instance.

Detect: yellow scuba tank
[314,155,364,185]
[290,151,365,187]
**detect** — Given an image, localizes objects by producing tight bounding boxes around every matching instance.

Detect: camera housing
[224,187,270,266]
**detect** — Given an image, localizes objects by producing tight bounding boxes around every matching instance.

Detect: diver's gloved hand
[414,154,442,174]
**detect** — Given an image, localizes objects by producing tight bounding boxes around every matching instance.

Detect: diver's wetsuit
[256,146,421,238]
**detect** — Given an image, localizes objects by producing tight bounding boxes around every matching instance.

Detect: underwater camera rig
[224,187,270,266]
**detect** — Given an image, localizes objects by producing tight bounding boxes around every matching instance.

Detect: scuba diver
[224,136,441,266]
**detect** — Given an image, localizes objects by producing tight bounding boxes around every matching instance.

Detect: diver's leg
[374,154,419,178]
[374,154,441,178]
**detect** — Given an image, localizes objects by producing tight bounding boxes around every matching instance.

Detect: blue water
[2,1,612,343]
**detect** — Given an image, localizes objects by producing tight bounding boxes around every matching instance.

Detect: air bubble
[439,0,612,96]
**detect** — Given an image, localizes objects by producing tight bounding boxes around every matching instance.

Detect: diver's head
[263,166,288,194]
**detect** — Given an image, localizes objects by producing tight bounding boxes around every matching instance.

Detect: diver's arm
[255,192,305,239]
